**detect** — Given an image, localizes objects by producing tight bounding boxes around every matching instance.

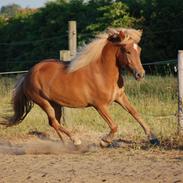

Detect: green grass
[0,75,182,149]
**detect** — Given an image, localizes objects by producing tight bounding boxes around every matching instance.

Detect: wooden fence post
[59,21,77,123]
[60,50,71,61]
[68,21,77,57]
[60,21,77,60]
[178,50,183,134]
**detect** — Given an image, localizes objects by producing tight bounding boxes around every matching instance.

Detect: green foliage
[124,0,183,63]
[0,4,21,17]
[0,0,182,72]
[87,2,136,33]
[0,16,7,27]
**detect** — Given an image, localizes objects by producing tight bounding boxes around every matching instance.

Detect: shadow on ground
[0,131,182,155]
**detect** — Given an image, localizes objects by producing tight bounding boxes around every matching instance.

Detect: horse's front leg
[115,91,160,145]
[96,105,118,147]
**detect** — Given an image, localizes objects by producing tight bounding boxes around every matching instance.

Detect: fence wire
[0,59,178,75]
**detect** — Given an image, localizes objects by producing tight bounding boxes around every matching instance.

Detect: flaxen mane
[115,28,142,43]
[68,27,142,72]
[68,37,107,72]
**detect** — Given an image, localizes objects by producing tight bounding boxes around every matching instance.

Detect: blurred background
[0,0,182,74]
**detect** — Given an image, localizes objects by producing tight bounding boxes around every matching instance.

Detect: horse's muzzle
[133,70,145,80]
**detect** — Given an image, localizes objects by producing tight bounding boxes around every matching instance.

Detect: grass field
[0,75,182,149]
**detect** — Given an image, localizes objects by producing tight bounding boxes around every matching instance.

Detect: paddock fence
[0,21,182,133]
[0,59,178,76]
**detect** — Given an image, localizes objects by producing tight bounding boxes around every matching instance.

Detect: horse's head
[107,28,145,80]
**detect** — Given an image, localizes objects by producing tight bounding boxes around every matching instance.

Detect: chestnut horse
[8,28,159,146]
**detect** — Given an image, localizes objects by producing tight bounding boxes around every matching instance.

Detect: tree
[122,0,183,63]
[0,4,21,17]
[1,0,182,72]
[87,2,136,33]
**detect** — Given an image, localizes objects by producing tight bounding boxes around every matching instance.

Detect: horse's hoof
[72,137,82,146]
[74,140,81,146]
[100,140,121,148]
[107,141,120,148]
[150,138,160,146]
[100,140,110,148]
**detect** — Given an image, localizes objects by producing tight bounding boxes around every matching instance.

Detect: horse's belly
[50,85,92,108]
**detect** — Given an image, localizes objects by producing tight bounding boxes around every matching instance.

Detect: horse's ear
[107,34,121,43]
[107,28,130,44]
[139,29,143,34]
[119,31,125,40]
[107,28,121,43]
[138,29,143,39]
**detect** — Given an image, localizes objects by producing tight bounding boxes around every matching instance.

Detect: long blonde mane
[68,37,107,72]
[68,28,142,72]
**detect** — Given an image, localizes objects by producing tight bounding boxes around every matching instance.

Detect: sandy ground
[0,133,183,183]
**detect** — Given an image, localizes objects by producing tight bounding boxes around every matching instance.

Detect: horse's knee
[49,119,59,130]
[111,124,118,133]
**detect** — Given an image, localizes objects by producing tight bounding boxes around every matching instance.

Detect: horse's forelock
[121,28,142,44]
[108,27,142,44]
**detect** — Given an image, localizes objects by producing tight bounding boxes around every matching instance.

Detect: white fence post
[178,50,183,134]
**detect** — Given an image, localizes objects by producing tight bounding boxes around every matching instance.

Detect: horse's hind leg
[50,102,63,123]
[33,96,81,145]
[115,92,160,145]
[40,100,68,142]
[50,102,65,125]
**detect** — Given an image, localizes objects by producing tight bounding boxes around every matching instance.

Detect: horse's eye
[126,51,131,54]
[120,48,125,52]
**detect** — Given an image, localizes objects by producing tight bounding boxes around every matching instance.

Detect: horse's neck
[99,43,119,79]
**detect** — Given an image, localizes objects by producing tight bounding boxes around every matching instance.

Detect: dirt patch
[0,133,183,183]
[0,132,99,155]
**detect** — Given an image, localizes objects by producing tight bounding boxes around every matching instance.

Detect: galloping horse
[9,28,159,146]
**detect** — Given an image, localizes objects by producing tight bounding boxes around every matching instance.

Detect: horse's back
[24,59,92,107]
[24,59,62,88]
[31,59,66,74]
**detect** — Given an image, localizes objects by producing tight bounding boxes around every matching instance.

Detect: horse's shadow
[27,131,183,151]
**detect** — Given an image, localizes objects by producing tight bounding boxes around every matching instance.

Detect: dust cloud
[0,135,99,155]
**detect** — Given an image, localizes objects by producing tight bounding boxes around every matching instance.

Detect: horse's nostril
[136,72,141,78]
[135,72,145,79]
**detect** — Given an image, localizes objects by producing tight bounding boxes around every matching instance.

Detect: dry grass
[0,75,182,149]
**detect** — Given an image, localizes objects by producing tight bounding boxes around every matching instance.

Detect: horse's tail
[8,75,34,126]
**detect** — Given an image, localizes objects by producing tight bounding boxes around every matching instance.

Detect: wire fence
[0,56,178,121]
[0,27,183,46]
[0,29,179,76]
[143,59,177,75]
[0,59,178,76]
[0,70,28,75]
